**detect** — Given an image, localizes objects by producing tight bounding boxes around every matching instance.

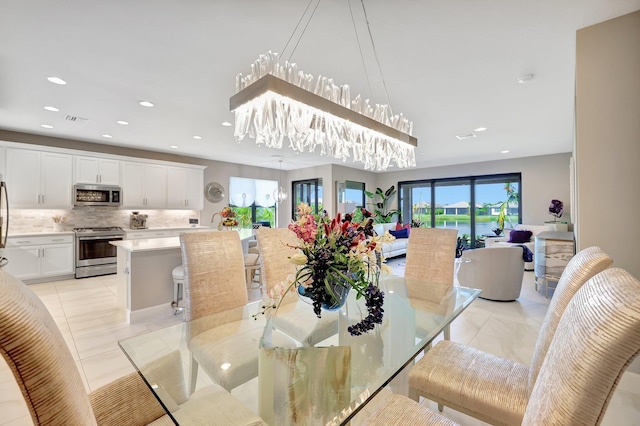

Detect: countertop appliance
[74,184,121,207]
[74,226,125,278]
[0,174,8,268]
[130,212,148,229]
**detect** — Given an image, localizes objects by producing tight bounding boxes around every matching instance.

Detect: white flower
[289,253,308,265]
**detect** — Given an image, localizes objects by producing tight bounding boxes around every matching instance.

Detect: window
[228,177,277,228]
[292,178,323,218]
[399,173,521,248]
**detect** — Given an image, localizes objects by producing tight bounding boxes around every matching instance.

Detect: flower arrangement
[259,203,392,336]
[548,199,564,221]
[220,206,239,227]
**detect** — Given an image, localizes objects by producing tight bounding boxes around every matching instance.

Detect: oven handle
[77,235,125,241]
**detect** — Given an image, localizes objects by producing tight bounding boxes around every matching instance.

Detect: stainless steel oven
[74,227,125,278]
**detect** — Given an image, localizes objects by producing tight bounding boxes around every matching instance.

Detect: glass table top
[119,276,480,425]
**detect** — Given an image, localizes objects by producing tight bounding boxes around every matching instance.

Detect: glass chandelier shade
[230,52,417,171]
[274,160,288,204]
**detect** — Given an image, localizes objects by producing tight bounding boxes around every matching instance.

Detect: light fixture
[501,150,510,154]
[221,121,232,127]
[40,124,54,129]
[517,74,534,84]
[273,160,288,204]
[47,76,67,85]
[456,133,477,140]
[139,100,154,107]
[102,134,113,138]
[117,120,129,125]
[474,127,487,132]
[193,135,202,140]
[170,145,179,149]
[44,106,59,112]
[230,2,417,172]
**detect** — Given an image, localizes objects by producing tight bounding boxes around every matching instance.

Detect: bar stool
[244,253,261,291]
[171,265,185,314]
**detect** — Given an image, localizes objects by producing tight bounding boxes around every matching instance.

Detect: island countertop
[110,228,255,253]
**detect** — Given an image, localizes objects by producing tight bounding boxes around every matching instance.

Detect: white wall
[374,153,572,226]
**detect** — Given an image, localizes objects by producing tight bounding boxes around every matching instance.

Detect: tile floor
[1,259,639,425]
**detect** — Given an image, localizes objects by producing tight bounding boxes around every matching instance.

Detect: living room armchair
[457,246,525,301]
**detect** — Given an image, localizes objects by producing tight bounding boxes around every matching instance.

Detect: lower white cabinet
[4,235,74,281]
[125,230,173,240]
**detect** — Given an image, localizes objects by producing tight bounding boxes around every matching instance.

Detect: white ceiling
[1,0,639,171]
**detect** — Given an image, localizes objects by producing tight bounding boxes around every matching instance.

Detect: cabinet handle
[41,194,44,204]
[16,240,32,244]
[51,239,64,242]
[97,174,100,183]
[99,174,102,183]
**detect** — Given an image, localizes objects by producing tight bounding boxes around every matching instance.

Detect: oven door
[76,235,123,267]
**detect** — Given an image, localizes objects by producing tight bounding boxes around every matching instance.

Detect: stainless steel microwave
[74,184,121,207]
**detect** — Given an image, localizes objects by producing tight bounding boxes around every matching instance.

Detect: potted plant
[365,186,399,223]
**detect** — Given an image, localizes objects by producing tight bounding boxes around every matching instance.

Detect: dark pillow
[389,228,409,239]
[509,229,532,243]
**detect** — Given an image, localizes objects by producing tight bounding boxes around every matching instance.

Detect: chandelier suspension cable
[347,0,373,100]
[281,0,322,62]
[359,0,394,115]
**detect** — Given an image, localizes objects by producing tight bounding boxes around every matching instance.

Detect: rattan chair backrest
[180,231,248,322]
[528,246,613,391]
[404,228,458,285]
[256,227,300,302]
[523,267,640,425]
[0,270,97,425]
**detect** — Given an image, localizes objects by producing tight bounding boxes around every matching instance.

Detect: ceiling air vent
[456,132,477,140]
[65,115,88,123]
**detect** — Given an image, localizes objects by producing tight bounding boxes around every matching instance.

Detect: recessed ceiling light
[40,124,54,129]
[517,74,534,84]
[192,135,202,140]
[169,145,179,149]
[456,133,477,140]
[116,120,129,125]
[474,127,487,132]
[44,106,59,112]
[221,121,232,127]
[47,76,67,85]
[139,100,154,107]
[102,134,113,138]
[501,150,510,154]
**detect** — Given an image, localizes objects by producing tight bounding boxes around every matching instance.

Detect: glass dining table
[119,276,480,425]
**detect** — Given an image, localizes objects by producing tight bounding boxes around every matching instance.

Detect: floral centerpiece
[220,206,239,227]
[260,203,393,336]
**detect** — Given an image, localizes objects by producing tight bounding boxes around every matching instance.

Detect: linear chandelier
[230,51,417,172]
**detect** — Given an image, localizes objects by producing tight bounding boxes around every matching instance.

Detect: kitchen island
[111,229,254,323]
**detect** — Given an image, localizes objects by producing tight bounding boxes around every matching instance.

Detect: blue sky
[412,182,517,206]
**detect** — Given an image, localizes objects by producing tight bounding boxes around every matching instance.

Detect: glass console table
[119,276,480,425]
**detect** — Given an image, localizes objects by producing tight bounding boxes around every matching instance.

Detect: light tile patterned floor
[1,259,638,425]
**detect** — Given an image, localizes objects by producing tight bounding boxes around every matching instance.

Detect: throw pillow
[389,228,409,239]
[509,229,532,243]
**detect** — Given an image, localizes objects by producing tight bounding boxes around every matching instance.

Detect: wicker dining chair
[0,269,264,426]
[256,227,339,346]
[407,246,613,425]
[404,228,458,340]
[180,231,295,394]
[368,266,640,426]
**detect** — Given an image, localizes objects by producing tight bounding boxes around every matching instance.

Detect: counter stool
[171,265,185,314]
[244,253,261,292]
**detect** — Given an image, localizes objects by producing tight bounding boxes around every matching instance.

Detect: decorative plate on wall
[204,182,225,203]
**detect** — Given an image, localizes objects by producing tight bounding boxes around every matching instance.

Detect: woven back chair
[407,246,613,425]
[256,227,300,302]
[405,228,458,340]
[0,270,166,426]
[255,227,339,345]
[369,266,640,426]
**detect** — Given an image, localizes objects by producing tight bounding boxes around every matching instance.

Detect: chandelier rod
[347,0,373,100]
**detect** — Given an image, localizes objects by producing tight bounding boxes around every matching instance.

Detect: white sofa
[373,223,408,258]
[492,223,554,270]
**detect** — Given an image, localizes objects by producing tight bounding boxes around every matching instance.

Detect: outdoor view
[400,174,520,248]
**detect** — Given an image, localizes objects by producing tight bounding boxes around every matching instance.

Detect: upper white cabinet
[121,161,167,208]
[167,166,204,210]
[75,156,120,185]
[6,149,73,208]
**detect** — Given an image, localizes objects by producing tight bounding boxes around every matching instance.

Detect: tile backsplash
[9,207,202,234]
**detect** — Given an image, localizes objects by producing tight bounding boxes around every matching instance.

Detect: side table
[534,231,575,297]
[482,235,508,248]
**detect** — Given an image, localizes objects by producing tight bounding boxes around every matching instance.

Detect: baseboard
[128,303,176,324]
[24,273,75,285]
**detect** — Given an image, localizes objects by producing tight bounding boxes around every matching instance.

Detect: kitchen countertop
[7,231,76,237]
[111,228,254,252]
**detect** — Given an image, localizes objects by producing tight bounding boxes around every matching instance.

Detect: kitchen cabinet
[167,166,204,209]
[75,156,120,185]
[4,235,74,281]
[125,230,173,240]
[121,162,167,208]
[6,149,73,208]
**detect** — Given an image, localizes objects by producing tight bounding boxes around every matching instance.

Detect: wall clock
[204,182,225,203]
